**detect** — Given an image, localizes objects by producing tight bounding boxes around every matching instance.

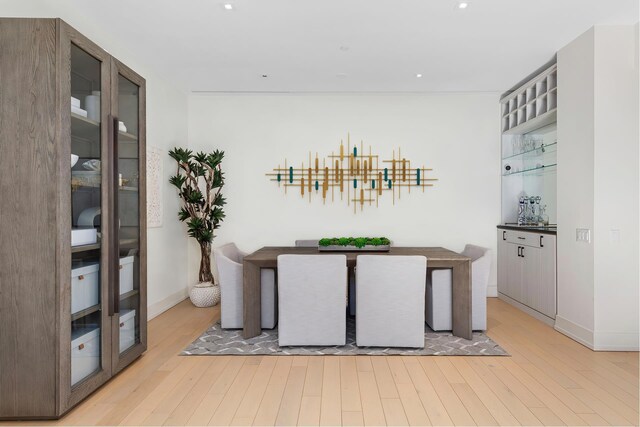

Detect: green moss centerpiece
[318,237,391,252]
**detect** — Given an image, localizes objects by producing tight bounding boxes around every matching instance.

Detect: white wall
[2,4,191,317]
[592,25,639,350]
[187,93,501,295]
[557,25,639,350]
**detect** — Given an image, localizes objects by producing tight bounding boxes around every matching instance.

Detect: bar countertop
[497,224,557,235]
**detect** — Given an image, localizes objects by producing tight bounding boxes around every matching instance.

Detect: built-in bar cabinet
[0,18,146,419]
[497,60,558,325]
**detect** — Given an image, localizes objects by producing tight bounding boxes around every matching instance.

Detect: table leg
[452,259,472,340]
[243,261,262,339]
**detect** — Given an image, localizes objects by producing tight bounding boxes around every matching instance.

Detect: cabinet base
[498,293,555,327]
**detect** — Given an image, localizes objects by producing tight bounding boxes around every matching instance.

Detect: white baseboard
[486,285,498,298]
[148,287,189,320]
[498,293,555,327]
[554,315,595,349]
[593,331,640,351]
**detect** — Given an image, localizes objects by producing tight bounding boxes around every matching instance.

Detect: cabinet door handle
[503,231,506,241]
[521,247,525,258]
[113,116,120,315]
[540,236,544,247]
[517,246,521,257]
[108,115,121,316]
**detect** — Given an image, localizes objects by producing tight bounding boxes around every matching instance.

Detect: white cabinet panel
[507,243,524,301]
[539,235,557,318]
[497,229,556,320]
[522,244,541,311]
[497,229,509,296]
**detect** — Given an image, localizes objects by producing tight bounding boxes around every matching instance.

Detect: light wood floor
[10,298,640,426]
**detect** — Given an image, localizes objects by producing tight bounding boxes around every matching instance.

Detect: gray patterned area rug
[182,318,508,356]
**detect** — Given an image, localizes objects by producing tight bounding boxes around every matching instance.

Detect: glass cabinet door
[69,43,110,388]
[111,60,146,370]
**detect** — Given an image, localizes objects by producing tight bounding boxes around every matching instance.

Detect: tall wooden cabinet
[0,18,146,419]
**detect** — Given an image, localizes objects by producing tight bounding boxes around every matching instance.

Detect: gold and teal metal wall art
[266,133,438,212]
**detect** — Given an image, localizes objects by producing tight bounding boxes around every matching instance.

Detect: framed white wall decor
[147,146,163,228]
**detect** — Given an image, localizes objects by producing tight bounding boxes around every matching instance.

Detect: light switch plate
[576,228,591,243]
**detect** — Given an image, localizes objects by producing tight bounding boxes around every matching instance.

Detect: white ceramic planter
[190,283,220,308]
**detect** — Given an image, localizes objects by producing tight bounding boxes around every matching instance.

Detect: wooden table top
[244,246,470,264]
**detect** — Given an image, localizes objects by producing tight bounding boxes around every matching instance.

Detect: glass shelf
[502,163,557,177]
[502,142,557,161]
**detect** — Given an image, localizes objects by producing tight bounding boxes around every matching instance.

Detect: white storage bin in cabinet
[71,263,99,314]
[119,309,136,353]
[71,227,97,247]
[119,256,135,295]
[71,326,100,386]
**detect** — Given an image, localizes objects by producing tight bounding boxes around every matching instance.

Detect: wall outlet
[576,228,591,243]
[610,229,620,243]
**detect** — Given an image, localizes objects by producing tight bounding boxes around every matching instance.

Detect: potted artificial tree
[169,148,226,307]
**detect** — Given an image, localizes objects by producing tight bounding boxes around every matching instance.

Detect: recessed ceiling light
[223,3,233,10]
[416,73,423,78]
[457,1,469,9]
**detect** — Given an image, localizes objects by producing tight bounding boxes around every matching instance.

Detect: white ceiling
[5,0,639,93]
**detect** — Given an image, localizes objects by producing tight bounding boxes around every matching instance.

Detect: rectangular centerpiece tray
[318,245,390,252]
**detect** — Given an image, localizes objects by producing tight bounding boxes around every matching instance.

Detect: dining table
[242,246,473,340]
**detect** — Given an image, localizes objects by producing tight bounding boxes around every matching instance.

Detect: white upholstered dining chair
[294,239,357,316]
[356,255,427,348]
[425,244,491,331]
[213,243,277,329]
[277,254,347,346]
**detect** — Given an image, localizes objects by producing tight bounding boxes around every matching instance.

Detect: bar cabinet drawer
[505,230,541,248]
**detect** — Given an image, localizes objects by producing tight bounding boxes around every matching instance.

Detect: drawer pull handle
[120,322,125,327]
[78,343,85,350]
[78,275,84,280]
[517,237,525,240]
